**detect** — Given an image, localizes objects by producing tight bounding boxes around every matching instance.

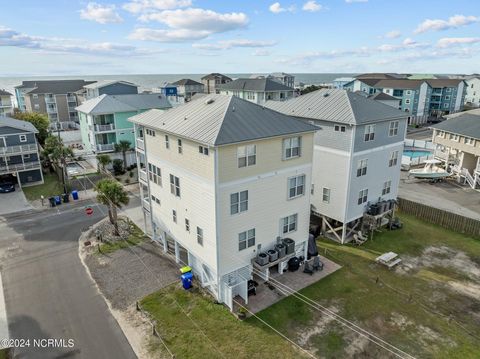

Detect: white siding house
[465,77,480,108]
[218,78,294,105]
[129,94,316,310]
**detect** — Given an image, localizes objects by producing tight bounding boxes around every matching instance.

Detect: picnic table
[375,251,402,269]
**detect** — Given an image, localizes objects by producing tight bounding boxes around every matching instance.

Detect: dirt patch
[448,281,480,300]
[296,306,340,347]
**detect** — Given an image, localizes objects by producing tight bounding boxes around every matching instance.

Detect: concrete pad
[0,272,9,348]
[0,190,32,215]
[245,255,341,313]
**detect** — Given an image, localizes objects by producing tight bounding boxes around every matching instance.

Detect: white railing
[0,144,37,155]
[142,198,150,211]
[96,143,115,152]
[47,106,57,113]
[404,139,434,150]
[0,161,41,174]
[45,96,55,103]
[94,123,115,132]
[464,170,475,189]
[402,154,434,168]
[139,169,147,182]
[0,101,12,108]
[67,96,76,102]
[136,138,144,151]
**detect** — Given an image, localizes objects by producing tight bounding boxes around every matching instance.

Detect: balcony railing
[142,198,151,212]
[94,123,115,132]
[96,143,115,152]
[0,144,38,155]
[0,161,41,175]
[45,96,55,103]
[136,138,144,151]
[139,169,147,182]
[67,96,77,102]
[47,106,57,113]
[0,101,12,108]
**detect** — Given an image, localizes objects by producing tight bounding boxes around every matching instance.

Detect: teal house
[76,94,171,154]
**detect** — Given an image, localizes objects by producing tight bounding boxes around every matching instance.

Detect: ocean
[0,73,356,98]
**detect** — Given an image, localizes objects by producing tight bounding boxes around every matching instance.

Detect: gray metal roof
[218,78,294,92]
[425,79,464,88]
[83,80,138,89]
[0,116,38,133]
[201,73,232,81]
[265,88,408,125]
[0,89,12,96]
[370,92,399,101]
[171,78,203,86]
[372,79,424,89]
[76,94,171,115]
[23,80,95,94]
[128,94,317,146]
[430,114,480,139]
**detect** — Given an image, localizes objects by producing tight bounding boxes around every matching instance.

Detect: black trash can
[49,196,56,207]
[62,193,70,203]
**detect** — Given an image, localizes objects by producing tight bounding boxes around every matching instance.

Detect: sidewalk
[0,272,9,348]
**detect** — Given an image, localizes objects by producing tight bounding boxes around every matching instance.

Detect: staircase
[461,168,478,189]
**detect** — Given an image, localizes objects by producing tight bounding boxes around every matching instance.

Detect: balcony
[96,143,115,152]
[0,144,38,156]
[67,95,77,103]
[45,96,55,104]
[0,161,41,175]
[0,101,12,108]
[142,198,151,212]
[139,168,147,183]
[47,105,57,113]
[136,138,145,151]
[94,123,115,132]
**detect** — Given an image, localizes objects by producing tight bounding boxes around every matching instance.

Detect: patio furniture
[312,256,323,271]
[352,230,368,245]
[376,252,402,269]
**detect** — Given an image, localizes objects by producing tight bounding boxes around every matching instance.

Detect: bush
[125,178,130,184]
[129,171,134,178]
[112,159,125,175]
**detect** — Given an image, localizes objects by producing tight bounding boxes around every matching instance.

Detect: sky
[0,0,479,76]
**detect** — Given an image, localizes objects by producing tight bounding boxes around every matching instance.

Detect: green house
[76,94,171,154]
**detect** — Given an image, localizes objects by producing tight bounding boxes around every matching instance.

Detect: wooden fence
[397,197,480,238]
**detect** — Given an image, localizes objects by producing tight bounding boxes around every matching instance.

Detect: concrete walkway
[399,172,480,220]
[0,272,8,349]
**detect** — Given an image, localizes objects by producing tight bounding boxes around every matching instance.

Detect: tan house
[431,110,480,188]
[201,73,232,94]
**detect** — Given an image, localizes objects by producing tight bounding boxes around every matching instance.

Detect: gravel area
[83,226,179,310]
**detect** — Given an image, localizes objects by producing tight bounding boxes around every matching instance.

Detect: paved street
[0,200,137,359]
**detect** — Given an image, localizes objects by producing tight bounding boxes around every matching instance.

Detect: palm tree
[94,179,129,236]
[96,154,112,173]
[115,140,131,169]
[43,135,74,193]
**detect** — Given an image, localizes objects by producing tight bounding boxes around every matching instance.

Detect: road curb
[0,271,9,349]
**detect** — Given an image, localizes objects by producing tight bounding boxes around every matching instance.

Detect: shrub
[112,159,124,175]
[129,171,134,178]
[125,178,130,184]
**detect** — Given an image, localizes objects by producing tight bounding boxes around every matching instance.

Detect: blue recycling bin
[54,195,62,205]
[72,190,79,200]
[180,271,193,290]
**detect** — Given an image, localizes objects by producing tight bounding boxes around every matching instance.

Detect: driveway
[0,202,136,358]
[0,190,32,215]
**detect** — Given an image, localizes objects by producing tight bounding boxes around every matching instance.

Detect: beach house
[218,78,294,104]
[0,90,13,116]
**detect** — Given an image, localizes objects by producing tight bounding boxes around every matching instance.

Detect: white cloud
[193,39,277,50]
[123,0,192,14]
[377,38,429,52]
[414,15,479,34]
[252,49,271,56]
[345,0,368,3]
[437,37,480,48]
[128,28,209,42]
[269,2,295,14]
[302,1,322,12]
[0,26,152,56]
[79,2,123,24]
[384,30,401,39]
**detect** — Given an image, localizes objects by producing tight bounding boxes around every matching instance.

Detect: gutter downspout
[342,124,356,244]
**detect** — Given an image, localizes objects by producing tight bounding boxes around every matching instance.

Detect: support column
[174,241,180,264]
[163,231,168,253]
[341,223,347,244]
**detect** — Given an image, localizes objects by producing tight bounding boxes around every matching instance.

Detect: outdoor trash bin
[71,190,79,200]
[62,193,70,203]
[49,197,56,207]
[180,271,193,290]
[180,266,192,274]
[54,196,62,205]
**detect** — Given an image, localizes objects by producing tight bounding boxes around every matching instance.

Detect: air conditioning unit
[256,252,269,266]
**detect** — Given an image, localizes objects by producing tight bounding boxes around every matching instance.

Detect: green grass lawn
[253,213,480,359]
[0,348,8,359]
[22,172,63,201]
[141,285,309,359]
[97,220,146,254]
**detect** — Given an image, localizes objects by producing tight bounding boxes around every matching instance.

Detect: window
[445,95,451,100]
[405,99,411,104]
[238,229,255,251]
[148,163,162,186]
[165,135,170,149]
[389,151,398,167]
[34,104,39,110]
[444,103,449,108]
[334,125,346,132]
[288,175,305,199]
[389,121,399,136]
[322,188,330,203]
[146,129,156,136]
[283,136,301,159]
[357,159,368,177]
[238,145,256,167]
[151,195,160,205]
[33,94,38,99]
[23,154,30,160]
[282,214,298,234]
[364,125,375,142]
[230,190,248,215]
[198,146,209,155]
[449,134,459,141]
[464,137,475,146]
[197,227,203,246]
[406,90,411,95]
[438,131,445,138]
[185,219,190,232]
[358,189,368,205]
[382,181,392,196]
[177,139,183,154]
[446,88,452,92]
[246,92,255,100]
[169,175,180,197]
[19,134,27,142]
[172,210,177,223]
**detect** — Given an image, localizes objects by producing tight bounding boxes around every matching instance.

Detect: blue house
[0,116,43,187]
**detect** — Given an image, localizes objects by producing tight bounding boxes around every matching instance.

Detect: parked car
[0,181,15,193]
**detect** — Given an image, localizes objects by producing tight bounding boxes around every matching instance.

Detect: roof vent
[184,116,187,120]
[232,106,235,112]
[205,98,214,105]
[323,93,330,97]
